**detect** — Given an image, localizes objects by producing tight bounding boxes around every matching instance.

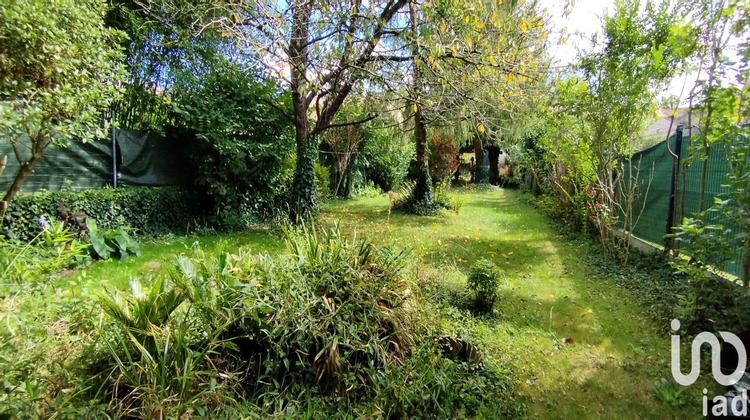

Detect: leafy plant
[357,124,414,192]
[87,219,140,261]
[0,221,87,285]
[97,223,417,415]
[3,186,198,242]
[0,0,125,210]
[172,60,294,220]
[368,344,526,418]
[651,378,688,407]
[467,258,503,312]
[352,180,382,198]
[314,162,331,200]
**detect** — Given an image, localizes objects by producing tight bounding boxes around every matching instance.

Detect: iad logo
[670,319,747,386]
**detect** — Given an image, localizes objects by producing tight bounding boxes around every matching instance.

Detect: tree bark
[743,237,749,288]
[288,0,316,220]
[4,159,39,204]
[488,145,500,184]
[409,0,433,207]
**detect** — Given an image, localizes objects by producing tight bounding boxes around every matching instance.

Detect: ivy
[2,187,199,242]
[290,141,319,220]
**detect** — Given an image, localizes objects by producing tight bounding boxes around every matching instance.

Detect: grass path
[320,189,697,419]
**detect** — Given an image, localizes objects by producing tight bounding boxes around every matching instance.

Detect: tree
[371,0,548,209]
[321,107,367,198]
[540,0,693,257]
[167,0,410,219]
[676,0,750,286]
[0,0,125,216]
[105,0,227,130]
[171,60,295,219]
[142,0,546,216]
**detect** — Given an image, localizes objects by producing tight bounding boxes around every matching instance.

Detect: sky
[538,0,615,68]
[537,0,699,102]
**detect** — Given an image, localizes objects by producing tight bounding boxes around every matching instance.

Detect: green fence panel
[0,129,189,196]
[624,131,741,277]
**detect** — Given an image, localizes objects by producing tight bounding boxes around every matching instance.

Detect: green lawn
[1,188,703,417]
[320,188,701,418]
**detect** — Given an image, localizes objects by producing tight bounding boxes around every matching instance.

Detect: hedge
[2,186,202,242]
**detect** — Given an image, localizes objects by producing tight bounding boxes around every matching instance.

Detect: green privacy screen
[624,131,740,277]
[0,129,189,195]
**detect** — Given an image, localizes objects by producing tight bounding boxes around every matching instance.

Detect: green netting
[0,135,112,193]
[624,132,740,277]
[0,129,189,196]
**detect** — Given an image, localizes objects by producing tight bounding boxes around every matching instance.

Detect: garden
[1,0,749,418]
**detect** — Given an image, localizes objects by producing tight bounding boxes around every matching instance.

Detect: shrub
[358,126,414,192]
[474,163,490,184]
[352,180,382,198]
[0,221,88,287]
[428,133,460,184]
[98,224,415,416]
[467,258,502,312]
[314,163,331,200]
[172,60,294,218]
[392,180,439,216]
[281,157,335,207]
[674,270,750,335]
[368,344,525,418]
[2,186,199,242]
[87,219,140,261]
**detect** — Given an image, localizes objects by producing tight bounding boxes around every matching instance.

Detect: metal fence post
[665,125,683,252]
[111,112,117,188]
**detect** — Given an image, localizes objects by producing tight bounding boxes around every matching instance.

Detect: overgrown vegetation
[2,187,198,241]
[91,223,524,417]
[172,61,295,222]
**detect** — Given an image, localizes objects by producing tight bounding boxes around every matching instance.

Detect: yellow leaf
[413,103,418,113]
[477,124,485,134]
[279,70,284,79]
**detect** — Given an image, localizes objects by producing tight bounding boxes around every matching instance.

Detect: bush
[281,157,334,207]
[314,163,331,200]
[358,126,414,192]
[0,221,88,287]
[172,60,294,218]
[392,180,440,216]
[467,259,502,312]
[98,224,415,416]
[474,163,490,184]
[428,133,460,184]
[352,180,382,198]
[675,271,750,335]
[87,219,140,261]
[368,345,525,418]
[2,186,199,242]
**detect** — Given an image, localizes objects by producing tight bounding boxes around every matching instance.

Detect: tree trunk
[288,0,316,221]
[290,134,317,220]
[3,158,39,209]
[409,0,433,208]
[412,106,433,205]
[488,145,500,185]
[342,156,353,198]
[743,237,749,288]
